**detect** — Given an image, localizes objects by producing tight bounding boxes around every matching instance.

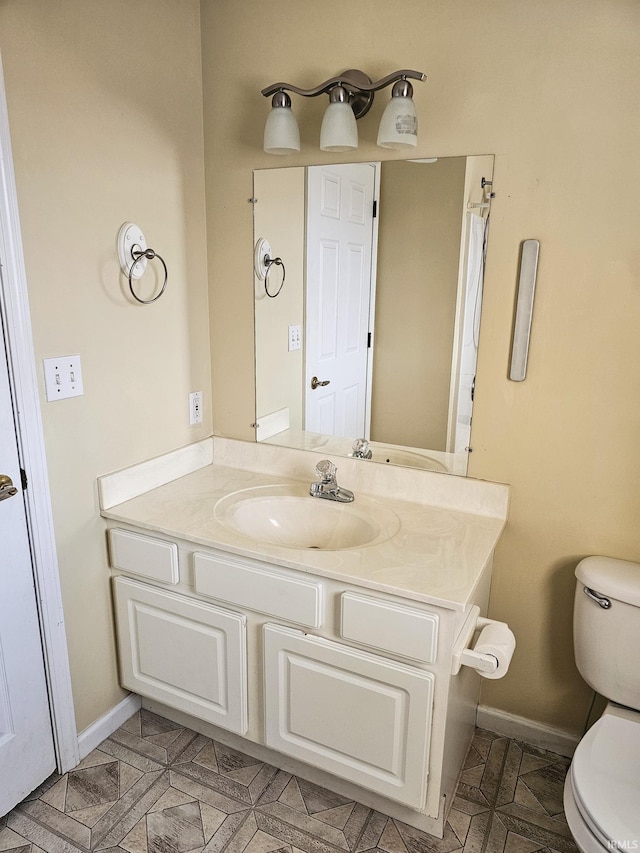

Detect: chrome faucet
[351,438,372,459]
[310,460,354,503]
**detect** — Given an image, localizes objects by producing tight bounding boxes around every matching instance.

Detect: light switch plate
[43,355,84,401]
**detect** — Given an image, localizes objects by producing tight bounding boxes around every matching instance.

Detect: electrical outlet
[288,324,302,351]
[43,355,84,401]
[189,391,203,425]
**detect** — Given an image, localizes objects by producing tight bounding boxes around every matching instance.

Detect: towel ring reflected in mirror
[254,237,286,298]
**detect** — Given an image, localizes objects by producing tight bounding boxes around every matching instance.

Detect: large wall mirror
[252,154,494,476]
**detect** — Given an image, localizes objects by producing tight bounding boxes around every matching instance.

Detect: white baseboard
[477,705,580,758]
[77,693,141,763]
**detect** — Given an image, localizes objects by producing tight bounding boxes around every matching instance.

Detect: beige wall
[202,0,640,735]
[0,0,210,731]
[372,158,465,449]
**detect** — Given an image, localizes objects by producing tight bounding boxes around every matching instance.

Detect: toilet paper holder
[451,606,516,677]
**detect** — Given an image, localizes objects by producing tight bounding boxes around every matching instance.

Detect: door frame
[0,53,78,772]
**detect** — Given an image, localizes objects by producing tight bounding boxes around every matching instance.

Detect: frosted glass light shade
[377,95,418,149]
[320,102,358,152]
[263,105,300,155]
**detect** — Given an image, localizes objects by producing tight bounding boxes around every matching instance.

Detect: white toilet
[563,556,640,853]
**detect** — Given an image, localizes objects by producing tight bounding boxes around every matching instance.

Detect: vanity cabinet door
[263,624,434,809]
[113,577,248,734]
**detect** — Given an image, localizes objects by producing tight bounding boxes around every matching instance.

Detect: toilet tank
[574,556,640,710]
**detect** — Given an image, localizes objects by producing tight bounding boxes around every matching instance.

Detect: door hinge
[372,200,377,218]
[367,332,372,348]
[20,468,28,490]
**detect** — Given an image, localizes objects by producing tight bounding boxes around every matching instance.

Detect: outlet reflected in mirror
[253,155,493,476]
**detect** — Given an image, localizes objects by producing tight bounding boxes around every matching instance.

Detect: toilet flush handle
[583,586,612,609]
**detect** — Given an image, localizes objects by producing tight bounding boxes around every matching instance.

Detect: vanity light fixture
[261,69,426,155]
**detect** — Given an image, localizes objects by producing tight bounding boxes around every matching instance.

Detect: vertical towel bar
[509,239,540,381]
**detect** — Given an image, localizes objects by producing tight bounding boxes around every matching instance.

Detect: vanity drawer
[340,592,439,663]
[193,552,323,628]
[108,528,178,584]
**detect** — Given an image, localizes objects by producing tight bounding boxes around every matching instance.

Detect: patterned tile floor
[0,710,578,853]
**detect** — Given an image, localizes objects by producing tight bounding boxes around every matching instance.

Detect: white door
[264,624,434,809]
[305,163,376,438]
[0,290,56,814]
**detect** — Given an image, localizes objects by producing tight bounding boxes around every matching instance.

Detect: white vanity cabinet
[107,524,491,835]
[99,438,509,838]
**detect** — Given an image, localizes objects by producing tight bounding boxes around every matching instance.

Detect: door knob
[310,376,330,390]
[0,474,19,501]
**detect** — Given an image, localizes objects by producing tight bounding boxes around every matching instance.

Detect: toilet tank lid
[576,556,640,607]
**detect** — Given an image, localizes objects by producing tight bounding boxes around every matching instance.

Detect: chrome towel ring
[117,222,168,304]
[254,237,286,298]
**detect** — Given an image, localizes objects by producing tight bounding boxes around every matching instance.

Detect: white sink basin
[370,443,449,473]
[214,483,400,551]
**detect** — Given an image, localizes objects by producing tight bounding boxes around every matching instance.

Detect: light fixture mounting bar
[261,69,426,100]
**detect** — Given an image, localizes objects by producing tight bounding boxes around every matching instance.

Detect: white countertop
[99,439,509,612]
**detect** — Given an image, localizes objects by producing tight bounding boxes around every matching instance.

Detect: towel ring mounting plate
[254,238,272,281]
[254,237,286,298]
[118,222,149,279]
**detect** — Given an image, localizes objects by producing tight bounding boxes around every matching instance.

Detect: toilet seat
[569,708,640,849]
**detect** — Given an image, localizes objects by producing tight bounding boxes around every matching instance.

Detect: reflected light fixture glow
[261,69,425,155]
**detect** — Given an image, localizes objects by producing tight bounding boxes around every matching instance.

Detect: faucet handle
[315,459,337,482]
[352,438,372,458]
